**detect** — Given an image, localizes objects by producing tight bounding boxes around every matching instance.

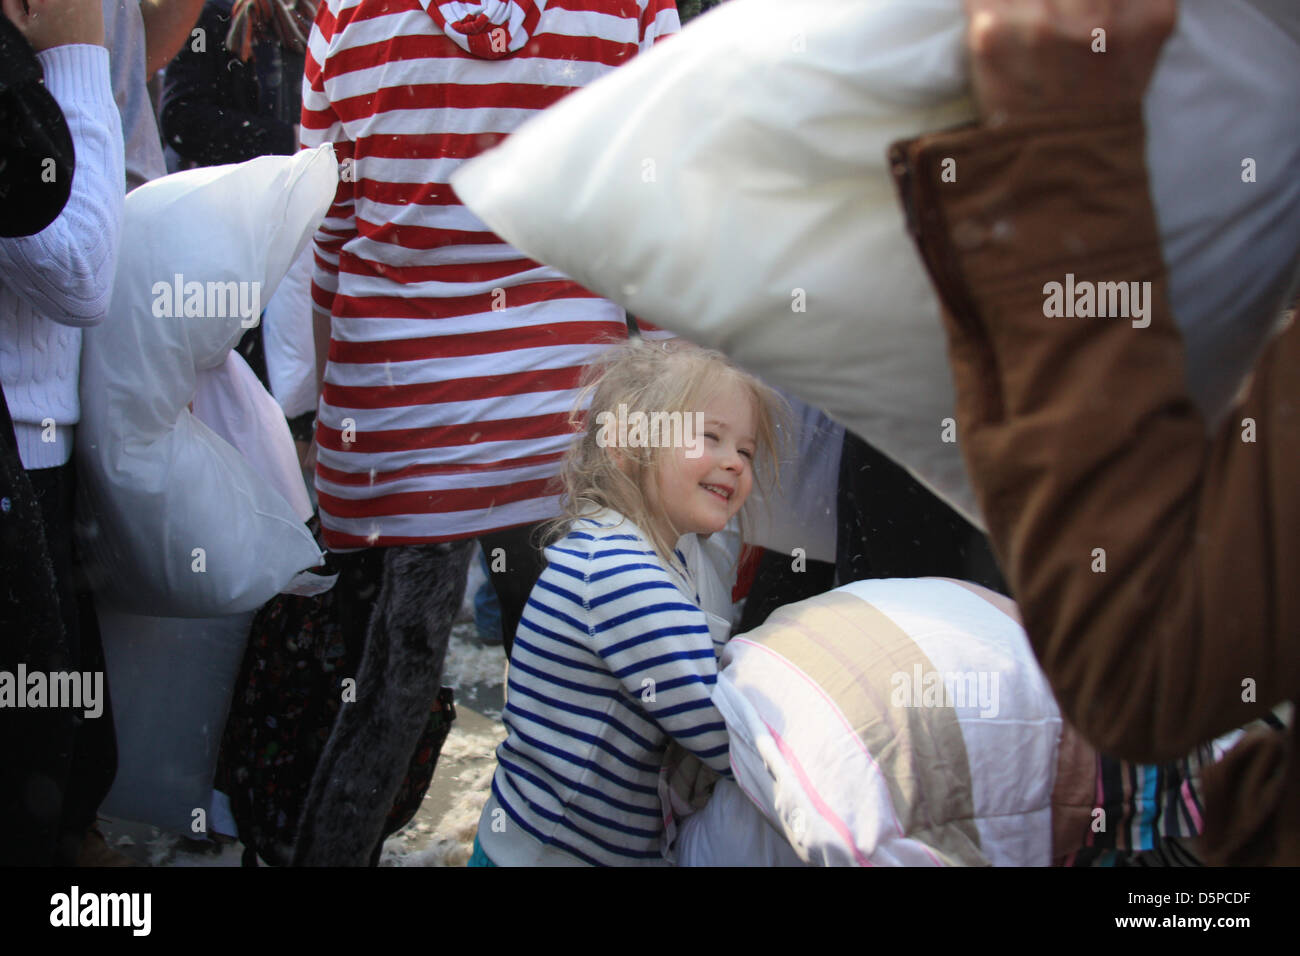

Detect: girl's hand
[2,0,106,50]
[960,0,1177,123]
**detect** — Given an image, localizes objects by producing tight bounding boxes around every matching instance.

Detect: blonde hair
[544,337,790,569]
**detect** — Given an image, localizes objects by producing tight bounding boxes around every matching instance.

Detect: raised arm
[0,0,124,326]
[140,0,206,75]
[890,0,1299,766]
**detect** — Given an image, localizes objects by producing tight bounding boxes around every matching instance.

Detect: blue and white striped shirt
[479,509,733,866]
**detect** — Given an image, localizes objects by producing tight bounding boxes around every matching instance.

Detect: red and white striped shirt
[301,0,679,549]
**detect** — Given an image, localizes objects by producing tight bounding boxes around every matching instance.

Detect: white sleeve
[0,44,124,327]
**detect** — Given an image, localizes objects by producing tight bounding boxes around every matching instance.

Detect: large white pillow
[192,350,314,524]
[98,608,255,835]
[77,146,337,616]
[452,0,1300,523]
[712,578,1062,866]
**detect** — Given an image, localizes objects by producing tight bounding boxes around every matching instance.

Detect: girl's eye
[704,432,719,442]
[739,449,754,460]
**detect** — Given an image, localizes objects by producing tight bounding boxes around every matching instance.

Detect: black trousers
[0,456,116,865]
[299,540,474,866]
[293,520,547,865]
[327,519,548,662]
[293,541,473,866]
[476,520,549,658]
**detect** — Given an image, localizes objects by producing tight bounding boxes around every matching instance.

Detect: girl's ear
[608,443,630,474]
[609,440,655,477]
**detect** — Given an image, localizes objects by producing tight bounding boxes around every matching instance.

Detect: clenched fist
[961,0,1178,122]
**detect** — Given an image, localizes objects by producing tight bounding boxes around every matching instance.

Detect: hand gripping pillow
[452,0,1300,523]
[77,146,337,616]
[712,578,1064,866]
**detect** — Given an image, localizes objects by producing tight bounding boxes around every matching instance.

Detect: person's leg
[467,832,497,867]
[59,586,118,864]
[472,545,503,645]
[0,453,73,865]
[476,522,548,658]
[26,462,120,864]
[330,547,387,660]
[26,465,79,687]
[292,539,474,866]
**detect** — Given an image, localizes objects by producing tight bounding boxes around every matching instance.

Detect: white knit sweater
[0,44,124,469]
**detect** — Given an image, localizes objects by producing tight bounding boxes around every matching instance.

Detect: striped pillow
[713,578,1065,866]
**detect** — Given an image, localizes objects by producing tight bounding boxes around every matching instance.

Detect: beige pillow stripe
[757,591,987,865]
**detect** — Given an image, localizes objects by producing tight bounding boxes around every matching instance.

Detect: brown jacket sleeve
[887,110,1298,860]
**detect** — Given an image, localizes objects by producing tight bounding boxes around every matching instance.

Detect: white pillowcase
[192,350,314,524]
[262,243,318,420]
[98,608,255,835]
[77,146,337,616]
[712,578,1062,866]
[452,0,1300,524]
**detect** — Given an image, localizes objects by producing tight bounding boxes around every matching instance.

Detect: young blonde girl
[472,338,787,866]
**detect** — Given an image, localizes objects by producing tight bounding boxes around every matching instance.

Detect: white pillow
[452,0,1300,523]
[77,146,337,616]
[97,608,255,835]
[713,578,1062,866]
[192,350,314,523]
[262,243,318,420]
[677,778,807,867]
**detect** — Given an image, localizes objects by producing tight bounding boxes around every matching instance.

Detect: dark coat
[160,0,304,167]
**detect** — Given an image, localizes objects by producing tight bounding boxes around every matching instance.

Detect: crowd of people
[0,0,1295,868]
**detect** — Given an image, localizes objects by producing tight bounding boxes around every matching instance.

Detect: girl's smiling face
[648,379,757,541]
